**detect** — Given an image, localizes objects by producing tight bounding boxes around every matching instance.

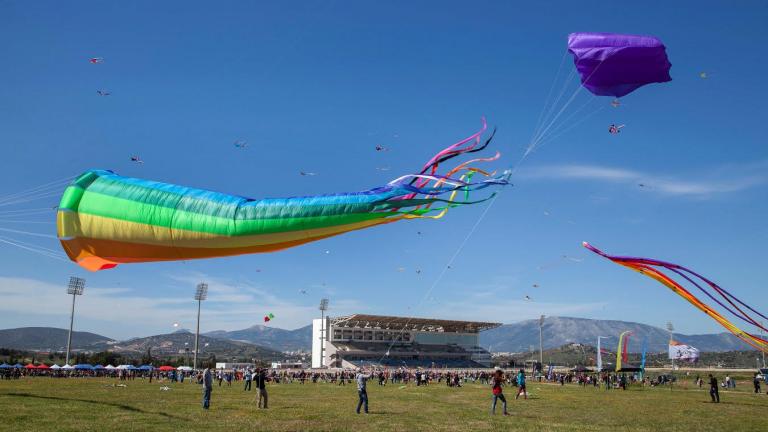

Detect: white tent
[116,364,131,369]
[61,364,74,370]
[177,366,193,371]
[50,364,61,370]
[104,365,116,369]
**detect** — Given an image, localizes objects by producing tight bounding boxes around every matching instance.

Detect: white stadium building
[312,314,500,369]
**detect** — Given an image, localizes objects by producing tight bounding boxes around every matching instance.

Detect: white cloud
[0,275,365,339]
[520,162,767,197]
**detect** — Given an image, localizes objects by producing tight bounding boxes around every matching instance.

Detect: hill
[205,324,311,352]
[0,327,115,351]
[89,330,283,360]
[480,316,750,353]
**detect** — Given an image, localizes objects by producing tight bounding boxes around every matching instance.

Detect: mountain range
[205,325,311,352]
[479,316,750,353]
[0,317,755,355]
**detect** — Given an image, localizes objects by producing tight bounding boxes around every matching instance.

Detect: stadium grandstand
[311,314,501,369]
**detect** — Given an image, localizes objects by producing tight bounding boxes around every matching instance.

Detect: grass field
[1,377,767,431]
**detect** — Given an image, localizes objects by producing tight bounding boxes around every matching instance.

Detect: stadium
[311,314,500,369]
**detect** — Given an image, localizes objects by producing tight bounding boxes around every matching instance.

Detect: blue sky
[0,1,766,341]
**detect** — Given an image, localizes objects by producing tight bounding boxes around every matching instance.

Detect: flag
[669,340,699,362]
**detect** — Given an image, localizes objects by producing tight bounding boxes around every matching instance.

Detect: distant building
[312,314,500,369]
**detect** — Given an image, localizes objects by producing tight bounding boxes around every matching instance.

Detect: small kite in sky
[610,99,621,108]
[524,295,532,301]
[263,313,275,323]
[376,167,391,171]
[397,267,406,272]
[300,171,317,176]
[699,72,709,79]
[130,156,143,164]
[233,140,248,149]
[299,289,308,295]
[89,57,104,64]
[375,145,388,152]
[172,322,179,328]
[608,124,625,134]
[96,90,111,96]
[415,269,422,274]
[543,211,550,216]
[532,284,539,288]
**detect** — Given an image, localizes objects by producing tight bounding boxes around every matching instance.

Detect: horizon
[1,1,766,341]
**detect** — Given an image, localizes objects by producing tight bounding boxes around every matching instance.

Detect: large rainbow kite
[583,242,768,353]
[57,121,508,271]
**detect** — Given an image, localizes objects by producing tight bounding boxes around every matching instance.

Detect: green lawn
[1,377,767,431]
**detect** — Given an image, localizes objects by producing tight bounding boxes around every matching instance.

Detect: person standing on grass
[515,369,527,400]
[709,374,720,403]
[355,368,373,414]
[491,368,509,416]
[244,368,252,391]
[255,368,268,409]
[202,364,213,410]
[753,373,761,394]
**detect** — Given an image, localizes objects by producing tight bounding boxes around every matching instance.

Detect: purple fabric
[568,32,672,97]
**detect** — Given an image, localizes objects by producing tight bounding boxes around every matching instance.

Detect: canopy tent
[177,366,193,371]
[125,365,138,371]
[104,365,116,369]
[24,364,37,369]
[61,364,74,370]
[93,365,105,370]
[0,363,11,369]
[36,364,50,369]
[13,364,24,369]
[50,364,61,369]
[138,365,154,371]
[74,364,94,370]
[158,366,175,371]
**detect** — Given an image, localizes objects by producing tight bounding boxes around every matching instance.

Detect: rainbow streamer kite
[584,242,768,353]
[57,120,508,271]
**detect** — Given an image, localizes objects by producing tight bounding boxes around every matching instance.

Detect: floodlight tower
[319,298,329,368]
[65,276,85,366]
[193,283,208,371]
[539,315,545,369]
[666,321,675,370]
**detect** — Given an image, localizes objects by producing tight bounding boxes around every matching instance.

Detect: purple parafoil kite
[567,32,672,98]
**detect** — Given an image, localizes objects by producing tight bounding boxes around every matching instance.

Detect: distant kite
[608,124,624,134]
[97,90,111,96]
[89,57,104,64]
[584,242,768,353]
[130,156,143,164]
[375,145,388,152]
[299,171,317,176]
[263,313,275,323]
[57,119,508,271]
[234,140,248,149]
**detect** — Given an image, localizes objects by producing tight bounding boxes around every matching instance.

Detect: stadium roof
[330,314,501,333]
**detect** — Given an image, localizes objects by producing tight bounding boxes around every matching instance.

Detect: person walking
[255,368,268,409]
[355,368,373,414]
[491,368,509,416]
[709,374,720,403]
[753,373,761,394]
[515,369,527,400]
[202,364,213,410]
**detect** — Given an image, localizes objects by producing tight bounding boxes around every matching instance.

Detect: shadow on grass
[4,393,185,420]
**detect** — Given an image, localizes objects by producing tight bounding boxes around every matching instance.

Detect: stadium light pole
[194,283,208,371]
[65,276,85,366]
[539,315,545,370]
[666,321,675,370]
[319,298,329,368]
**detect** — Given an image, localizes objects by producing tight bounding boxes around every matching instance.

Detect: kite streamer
[58,121,508,271]
[584,242,768,353]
